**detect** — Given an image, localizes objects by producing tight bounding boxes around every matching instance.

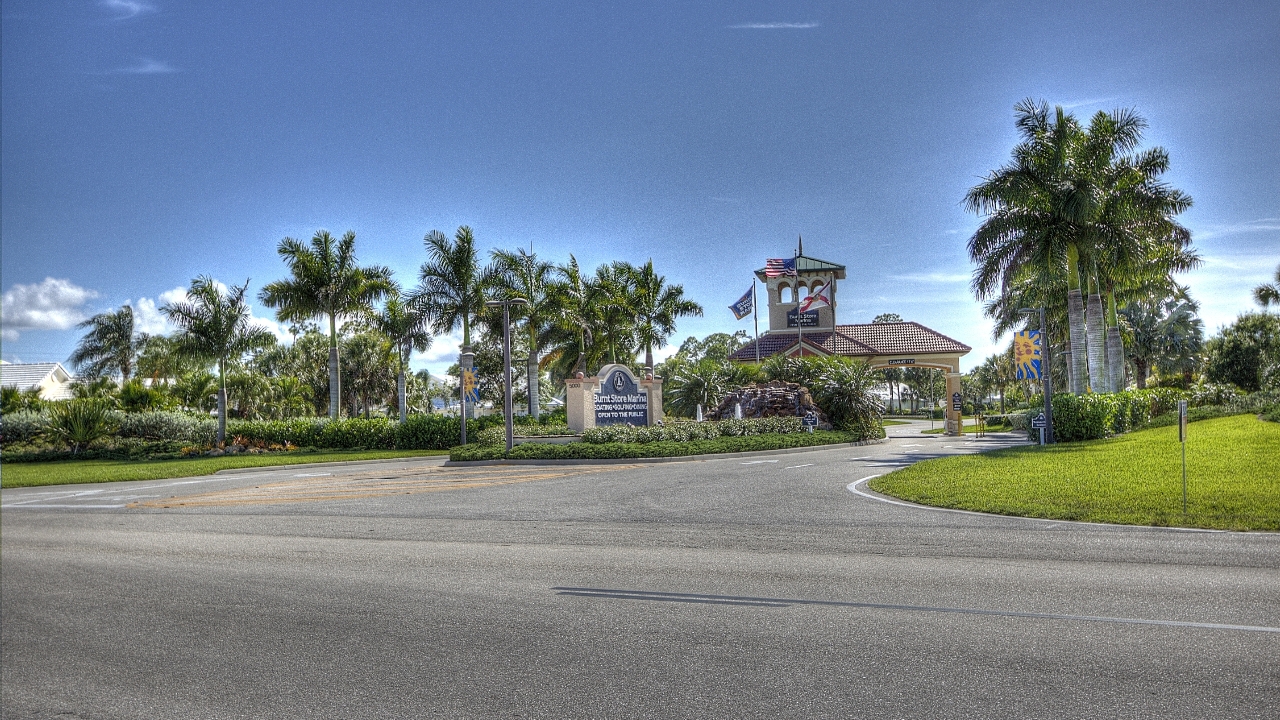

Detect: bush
[581,417,807,444]
[117,411,217,445]
[45,399,118,453]
[0,410,48,446]
[3,438,188,463]
[229,418,328,448]
[449,430,858,462]
[1050,393,1117,442]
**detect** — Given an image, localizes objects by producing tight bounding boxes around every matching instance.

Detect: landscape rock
[709,381,832,429]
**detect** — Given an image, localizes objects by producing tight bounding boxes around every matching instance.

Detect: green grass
[870,414,1280,531]
[0,449,447,489]
[881,420,909,426]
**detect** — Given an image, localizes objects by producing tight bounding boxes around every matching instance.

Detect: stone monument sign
[566,364,664,433]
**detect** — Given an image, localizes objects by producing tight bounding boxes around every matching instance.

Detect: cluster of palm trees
[64,226,702,443]
[966,99,1200,395]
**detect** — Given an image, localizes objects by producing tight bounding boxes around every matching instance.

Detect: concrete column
[641,374,664,426]
[944,371,962,436]
[565,374,598,433]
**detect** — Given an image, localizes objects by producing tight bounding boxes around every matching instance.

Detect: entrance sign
[593,367,649,426]
[786,309,820,327]
[887,358,915,366]
[951,392,962,412]
[802,411,817,433]
[1030,413,1047,429]
[1014,330,1042,380]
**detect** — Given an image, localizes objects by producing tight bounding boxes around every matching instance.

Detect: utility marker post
[1179,399,1188,514]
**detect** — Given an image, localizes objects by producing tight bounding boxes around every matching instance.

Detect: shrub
[394,414,505,450]
[1050,393,1117,442]
[320,418,396,449]
[45,399,118,453]
[581,417,807,444]
[229,418,327,448]
[0,410,48,446]
[450,430,857,461]
[1189,383,1240,408]
[116,411,217,445]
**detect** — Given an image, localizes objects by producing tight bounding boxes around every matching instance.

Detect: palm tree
[1119,290,1203,388]
[968,100,1195,394]
[164,277,275,444]
[411,227,491,410]
[627,259,704,373]
[593,261,637,366]
[69,306,147,382]
[489,246,556,418]
[545,255,603,379]
[1256,264,1280,309]
[372,294,433,422]
[259,230,394,419]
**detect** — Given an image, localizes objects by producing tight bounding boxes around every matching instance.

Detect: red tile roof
[729,321,971,361]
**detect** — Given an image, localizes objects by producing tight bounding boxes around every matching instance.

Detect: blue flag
[729,286,753,320]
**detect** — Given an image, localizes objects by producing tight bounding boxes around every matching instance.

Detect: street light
[1019,307,1054,444]
[485,297,528,452]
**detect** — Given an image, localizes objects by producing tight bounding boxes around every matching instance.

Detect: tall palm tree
[372,294,433,422]
[545,255,603,379]
[411,226,489,351]
[593,261,637,366]
[627,259,704,373]
[968,99,1195,394]
[69,305,147,382]
[489,246,556,417]
[163,277,275,444]
[259,230,394,418]
[1256,264,1280,309]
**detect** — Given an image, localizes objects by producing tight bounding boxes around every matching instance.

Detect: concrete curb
[443,437,888,467]
[214,454,449,475]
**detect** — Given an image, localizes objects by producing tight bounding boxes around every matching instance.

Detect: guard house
[729,249,972,434]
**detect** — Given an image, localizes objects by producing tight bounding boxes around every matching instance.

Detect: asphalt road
[3,422,1277,719]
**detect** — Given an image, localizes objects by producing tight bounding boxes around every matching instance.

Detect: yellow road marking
[130,464,640,508]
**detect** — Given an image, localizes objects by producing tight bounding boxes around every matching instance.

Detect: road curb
[214,454,449,475]
[443,437,888,467]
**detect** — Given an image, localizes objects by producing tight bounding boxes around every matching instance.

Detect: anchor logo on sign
[613,373,624,392]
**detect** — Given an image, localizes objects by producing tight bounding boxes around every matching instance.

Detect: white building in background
[0,361,76,401]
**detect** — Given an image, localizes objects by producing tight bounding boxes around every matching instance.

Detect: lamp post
[1019,307,1054,444]
[486,297,528,453]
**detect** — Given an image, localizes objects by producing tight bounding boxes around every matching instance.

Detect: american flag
[764,258,797,277]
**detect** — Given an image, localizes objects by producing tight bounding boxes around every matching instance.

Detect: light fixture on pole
[485,297,528,453]
[1018,307,1054,444]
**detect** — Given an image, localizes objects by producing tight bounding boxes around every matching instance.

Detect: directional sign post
[1031,412,1047,445]
[1178,400,1188,514]
[802,411,818,434]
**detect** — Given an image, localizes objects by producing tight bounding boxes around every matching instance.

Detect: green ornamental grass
[870,414,1280,531]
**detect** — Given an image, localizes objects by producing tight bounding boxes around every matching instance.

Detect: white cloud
[129,284,289,342]
[100,0,155,20]
[728,22,819,29]
[890,272,971,283]
[104,58,178,75]
[413,330,464,371]
[0,278,98,340]
[1191,218,1280,240]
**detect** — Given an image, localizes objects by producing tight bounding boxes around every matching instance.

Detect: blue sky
[3,0,1277,376]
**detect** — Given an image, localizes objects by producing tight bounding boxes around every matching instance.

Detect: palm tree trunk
[527,357,539,418]
[1086,275,1106,393]
[1134,359,1148,389]
[397,368,407,423]
[1066,245,1088,395]
[328,313,340,419]
[1105,289,1125,392]
[999,387,1005,414]
[217,360,227,446]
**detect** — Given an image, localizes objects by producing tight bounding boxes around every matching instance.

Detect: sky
[3,0,1278,377]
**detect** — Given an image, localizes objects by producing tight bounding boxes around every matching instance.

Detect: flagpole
[753,279,760,363]
[795,243,802,358]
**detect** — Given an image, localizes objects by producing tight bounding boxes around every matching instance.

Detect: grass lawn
[881,420,910,426]
[0,449,447,489]
[870,414,1280,531]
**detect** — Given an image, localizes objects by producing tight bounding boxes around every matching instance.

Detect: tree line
[53,226,702,444]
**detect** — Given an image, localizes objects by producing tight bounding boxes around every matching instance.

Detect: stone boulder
[709,381,831,429]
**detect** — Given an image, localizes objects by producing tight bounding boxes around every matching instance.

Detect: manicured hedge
[226,414,506,451]
[449,430,858,462]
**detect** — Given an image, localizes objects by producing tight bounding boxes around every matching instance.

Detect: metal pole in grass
[486,297,529,453]
[1179,399,1188,514]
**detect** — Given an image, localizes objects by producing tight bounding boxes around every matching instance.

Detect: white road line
[784,464,813,469]
[740,460,780,465]
[900,444,923,447]
[2,503,127,509]
[293,472,333,477]
[847,456,872,461]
